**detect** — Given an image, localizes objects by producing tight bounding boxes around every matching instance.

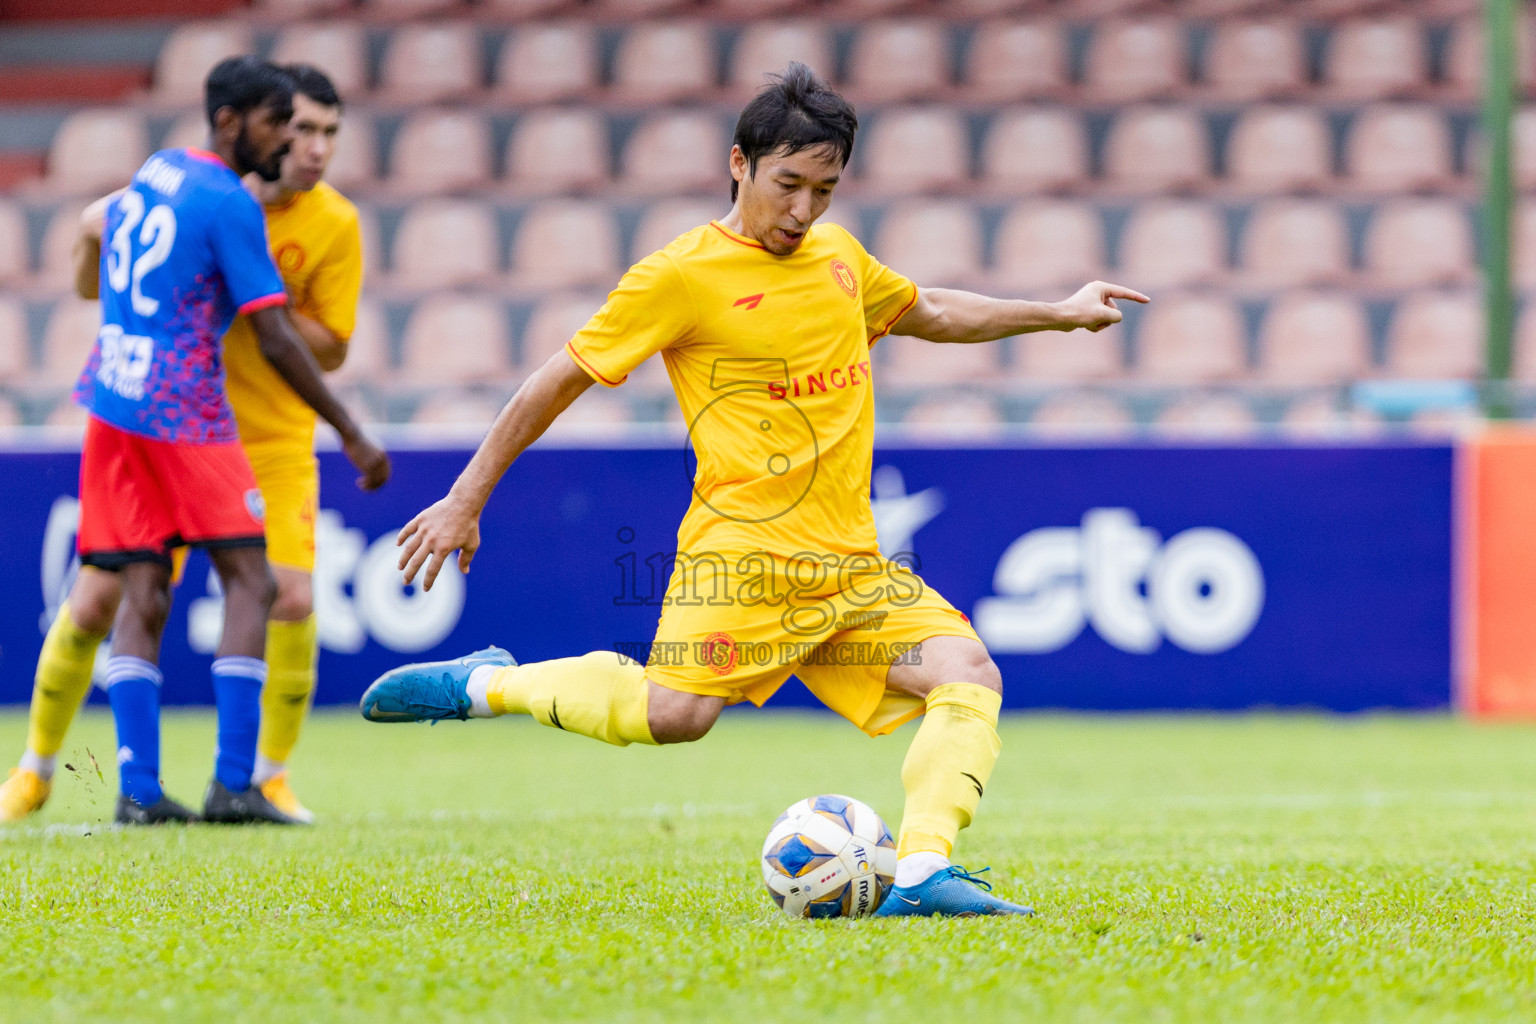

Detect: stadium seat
[151,22,252,106]
[632,198,724,260]
[360,0,463,17]
[389,110,493,193]
[990,200,1105,292]
[390,199,500,290]
[1239,200,1352,288]
[1225,106,1333,194]
[1134,294,1248,383]
[270,23,370,97]
[543,388,636,436]
[504,109,609,195]
[45,399,88,431]
[1011,328,1123,383]
[1153,394,1258,437]
[410,390,511,431]
[1444,16,1536,98]
[1361,200,1476,288]
[730,22,835,95]
[1102,107,1211,193]
[962,22,1068,101]
[1082,19,1187,102]
[1514,301,1536,382]
[620,112,727,194]
[160,110,206,153]
[845,21,952,102]
[1343,105,1455,194]
[1258,292,1372,384]
[251,0,349,18]
[872,201,982,288]
[0,201,26,284]
[1512,108,1536,191]
[1117,201,1227,288]
[39,297,99,388]
[879,335,999,388]
[521,292,606,369]
[1515,199,1536,288]
[44,109,150,194]
[494,24,599,104]
[1384,291,1483,380]
[979,108,1089,193]
[1280,394,1382,438]
[613,23,717,103]
[1202,20,1306,100]
[1322,17,1429,99]
[325,111,379,191]
[859,108,969,194]
[480,0,573,16]
[589,0,693,16]
[713,0,804,17]
[508,201,620,291]
[0,298,29,380]
[37,201,88,286]
[379,23,483,103]
[900,393,1005,437]
[399,294,513,386]
[1028,392,1135,437]
[329,297,392,385]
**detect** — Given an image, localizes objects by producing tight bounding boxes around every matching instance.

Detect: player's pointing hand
[398,495,481,591]
[343,431,391,491]
[1054,280,1150,333]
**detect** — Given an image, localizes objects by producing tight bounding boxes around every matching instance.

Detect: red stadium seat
[360,0,463,17]
[270,23,369,97]
[152,22,252,106]
[1344,104,1456,194]
[330,297,392,386]
[1153,394,1258,437]
[1323,17,1429,100]
[860,108,969,194]
[980,108,1088,193]
[45,109,150,194]
[1384,292,1483,380]
[161,110,207,153]
[962,21,1068,101]
[324,111,379,192]
[0,298,29,381]
[1239,200,1352,288]
[1012,329,1123,383]
[589,0,693,16]
[379,23,483,103]
[1082,19,1186,102]
[712,0,804,17]
[521,291,605,369]
[1102,107,1211,193]
[621,112,727,195]
[390,199,500,290]
[1118,201,1227,288]
[0,201,27,284]
[991,200,1105,292]
[480,0,573,16]
[730,23,835,96]
[1135,294,1248,383]
[632,198,724,260]
[508,200,620,291]
[872,200,982,287]
[494,24,599,104]
[879,336,999,387]
[399,294,513,386]
[1258,292,1372,384]
[845,21,952,102]
[1361,200,1476,288]
[1029,392,1135,437]
[612,23,717,103]
[1444,16,1536,98]
[901,393,1005,437]
[1225,106,1333,194]
[40,297,99,389]
[1203,20,1306,100]
[504,109,609,195]
[251,0,349,18]
[389,110,493,193]
[37,201,88,287]
[410,391,512,431]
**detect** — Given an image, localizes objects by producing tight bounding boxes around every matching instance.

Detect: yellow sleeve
[299,209,364,343]
[566,250,695,388]
[837,226,919,344]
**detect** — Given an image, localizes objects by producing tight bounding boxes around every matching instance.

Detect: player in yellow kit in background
[360,64,1148,916]
[0,64,361,824]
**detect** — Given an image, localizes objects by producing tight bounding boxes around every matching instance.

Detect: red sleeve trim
[868,282,920,346]
[565,341,626,387]
[238,293,287,315]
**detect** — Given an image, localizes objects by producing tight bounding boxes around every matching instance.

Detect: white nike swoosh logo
[898,894,921,906]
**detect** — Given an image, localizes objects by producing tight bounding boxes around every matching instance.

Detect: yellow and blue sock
[255,615,318,784]
[20,602,105,781]
[212,656,267,792]
[106,655,163,806]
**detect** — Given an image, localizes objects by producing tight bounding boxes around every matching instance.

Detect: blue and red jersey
[74,147,286,445]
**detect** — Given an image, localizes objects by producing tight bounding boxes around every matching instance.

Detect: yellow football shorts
[644,552,983,737]
[244,443,318,573]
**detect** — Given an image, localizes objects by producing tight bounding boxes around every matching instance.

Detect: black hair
[283,62,344,110]
[731,62,857,202]
[204,55,294,129]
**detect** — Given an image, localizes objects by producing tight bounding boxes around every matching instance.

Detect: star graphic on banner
[870,465,945,559]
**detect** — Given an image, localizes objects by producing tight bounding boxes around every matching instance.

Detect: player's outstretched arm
[891,281,1150,344]
[397,350,595,591]
[248,305,391,490]
[70,190,124,300]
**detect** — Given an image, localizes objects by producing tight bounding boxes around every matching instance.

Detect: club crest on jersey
[244,489,266,523]
[275,241,306,274]
[829,258,858,298]
[701,631,738,676]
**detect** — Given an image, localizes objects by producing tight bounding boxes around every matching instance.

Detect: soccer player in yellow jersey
[362,64,1148,916]
[0,64,361,824]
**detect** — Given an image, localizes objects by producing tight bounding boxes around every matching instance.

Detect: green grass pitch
[2,708,1534,1023]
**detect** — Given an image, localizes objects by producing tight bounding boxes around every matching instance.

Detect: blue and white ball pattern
[761,794,897,919]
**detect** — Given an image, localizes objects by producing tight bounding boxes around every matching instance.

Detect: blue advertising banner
[0,439,1454,712]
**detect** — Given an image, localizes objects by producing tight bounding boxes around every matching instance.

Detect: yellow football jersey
[567,220,917,560]
[224,181,363,450]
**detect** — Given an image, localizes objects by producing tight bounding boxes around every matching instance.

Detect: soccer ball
[761,794,897,919]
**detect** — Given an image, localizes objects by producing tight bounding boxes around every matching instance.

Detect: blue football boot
[873,866,1034,918]
[359,647,516,723]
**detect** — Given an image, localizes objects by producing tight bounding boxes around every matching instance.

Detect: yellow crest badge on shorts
[829,258,858,299]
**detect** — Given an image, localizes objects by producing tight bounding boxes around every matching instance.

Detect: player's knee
[647,690,723,745]
[222,560,278,612]
[269,574,313,621]
[122,584,172,635]
[69,578,121,634]
[970,653,1004,697]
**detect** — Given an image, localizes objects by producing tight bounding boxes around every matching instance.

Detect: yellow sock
[896,682,1003,858]
[257,615,318,766]
[26,602,105,760]
[486,652,655,747]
